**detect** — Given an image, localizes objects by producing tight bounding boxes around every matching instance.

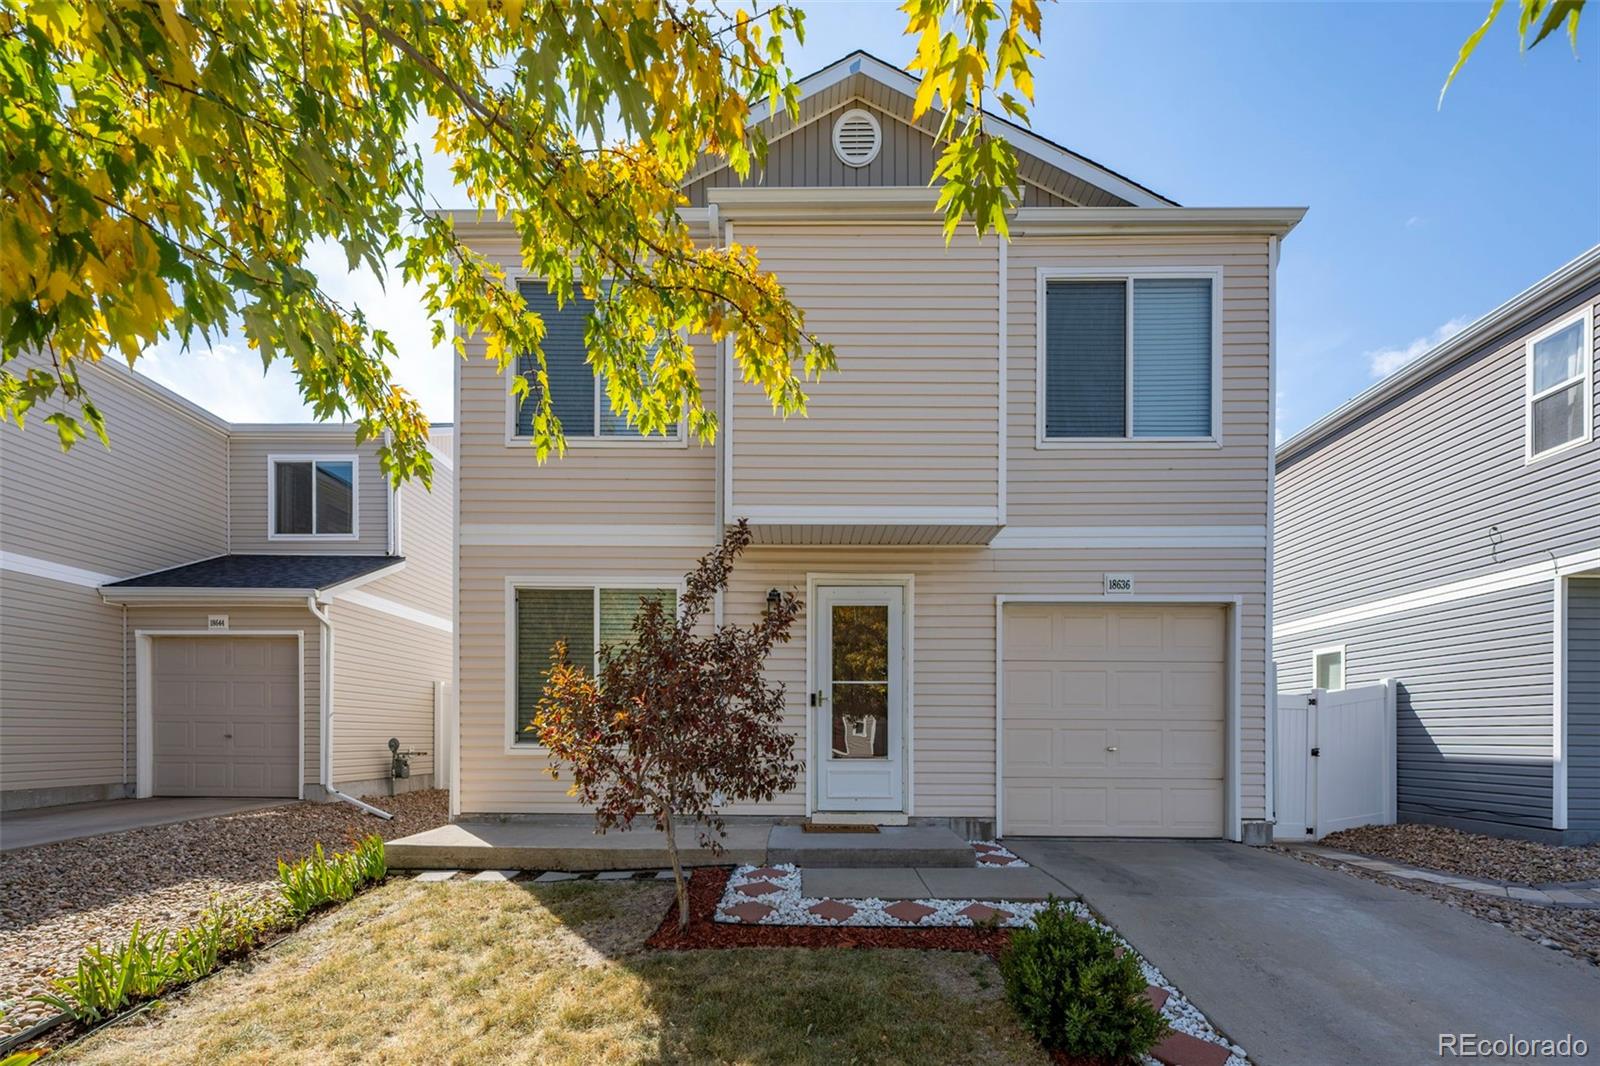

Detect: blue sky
[142,2,1600,441]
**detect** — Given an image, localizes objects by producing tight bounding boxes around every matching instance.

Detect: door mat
[801,823,880,833]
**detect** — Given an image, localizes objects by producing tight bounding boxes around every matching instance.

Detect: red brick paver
[724,901,775,923]
[884,900,937,923]
[971,842,1001,854]
[976,852,1014,866]
[807,900,858,922]
[735,880,782,897]
[1144,985,1170,1011]
[959,902,1011,924]
[1151,1031,1232,1066]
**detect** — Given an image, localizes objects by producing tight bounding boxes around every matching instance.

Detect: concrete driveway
[0,797,290,851]
[1008,838,1598,1066]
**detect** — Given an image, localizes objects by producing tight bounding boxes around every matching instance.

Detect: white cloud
[1366,316,1473,379]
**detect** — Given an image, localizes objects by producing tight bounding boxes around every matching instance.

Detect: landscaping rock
[1319,823,1600,884]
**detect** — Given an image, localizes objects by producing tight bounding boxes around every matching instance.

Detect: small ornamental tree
[531,519,799,930]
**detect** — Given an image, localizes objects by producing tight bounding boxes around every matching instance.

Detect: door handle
[1105,745,1118,752]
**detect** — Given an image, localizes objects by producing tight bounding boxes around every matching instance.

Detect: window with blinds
[513,281,678,440]
[513,585,678,742]
[1043,276,1215,440]
[1525,310,1591,460]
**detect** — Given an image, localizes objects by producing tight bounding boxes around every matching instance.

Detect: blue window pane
[516,282,595,437]
[1045,280,1126,438]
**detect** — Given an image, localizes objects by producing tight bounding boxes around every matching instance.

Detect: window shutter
[516,282,596,437]
[515,588,596,738]
[1045,280,1127,438]
[1132,278,1212,437]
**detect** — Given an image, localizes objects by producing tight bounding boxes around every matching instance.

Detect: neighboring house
[0,353,453,812]
[1274,246,1600,843]
[446,51,1303,842]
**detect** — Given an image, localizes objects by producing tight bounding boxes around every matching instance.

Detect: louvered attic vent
[832,109,882,167]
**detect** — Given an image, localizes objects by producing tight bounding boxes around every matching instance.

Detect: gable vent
[832,108,882,168]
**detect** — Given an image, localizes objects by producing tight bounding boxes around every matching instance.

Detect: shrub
[1000,898,1167,1064]
[277,835,386,918]
[36,836,387,1025]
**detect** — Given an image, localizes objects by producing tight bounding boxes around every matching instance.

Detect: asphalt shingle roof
[104,554,402,590]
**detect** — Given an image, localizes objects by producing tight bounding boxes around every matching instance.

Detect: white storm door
[815,585,904,812]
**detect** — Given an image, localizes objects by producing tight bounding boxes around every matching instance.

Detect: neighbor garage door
[151,636,299,797]
[1002,603,1226,836]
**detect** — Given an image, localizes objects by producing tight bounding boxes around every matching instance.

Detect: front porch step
[767,825,975,868]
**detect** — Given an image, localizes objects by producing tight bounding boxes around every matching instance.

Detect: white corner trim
[1,550,119,588]
[265,454,361,542]
[1274,545,1600,638]
[1553,575,1568,830]
[992,526,1267,550]
[997,234,1008,524]
[461,523,719,548]
[336,589,453,633]
[134,629,306,802]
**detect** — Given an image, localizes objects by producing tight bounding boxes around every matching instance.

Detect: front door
[815,584,904,812]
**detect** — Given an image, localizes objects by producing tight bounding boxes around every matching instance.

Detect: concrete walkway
[1010,838,1599,1066]
[0,797,290,851]
[387,819,771,871]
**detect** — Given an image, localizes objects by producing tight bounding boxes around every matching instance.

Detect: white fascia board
[1279,243,1600,463]
[99,586,316,606]
[317,559,407,599]
[705,186,942,222]
[1013,206,1307,238]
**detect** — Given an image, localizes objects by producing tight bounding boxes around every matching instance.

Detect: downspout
[121,605,129,791]
[307,595,392,819]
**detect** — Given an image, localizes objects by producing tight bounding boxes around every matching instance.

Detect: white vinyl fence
[1274,679,1397,841]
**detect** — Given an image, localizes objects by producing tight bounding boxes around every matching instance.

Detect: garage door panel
[151,636,299,799]
[1004,604,1226,837]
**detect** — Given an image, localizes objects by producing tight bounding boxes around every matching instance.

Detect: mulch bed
[644,867,1015,956]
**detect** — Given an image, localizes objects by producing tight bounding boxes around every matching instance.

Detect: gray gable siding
[1276,585,1555,832]
[1276,283,1600,625]
[1571,578,1600,830]
[681,71,1124,208]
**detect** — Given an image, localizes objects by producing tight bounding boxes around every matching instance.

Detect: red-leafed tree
[531,519,799,929]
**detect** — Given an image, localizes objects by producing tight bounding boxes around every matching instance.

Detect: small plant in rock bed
[277,835,387,918]
[1000,898,1167,1065]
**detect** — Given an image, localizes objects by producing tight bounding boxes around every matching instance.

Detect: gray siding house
[1274,246,1600,842]
[0,353,453,814]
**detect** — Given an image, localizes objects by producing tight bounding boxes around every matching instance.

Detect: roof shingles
[104,554,402,591]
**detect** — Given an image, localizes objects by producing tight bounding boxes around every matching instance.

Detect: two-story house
[0,353,453,815]
[1274,246,1600,843]
[448,51,1303,842]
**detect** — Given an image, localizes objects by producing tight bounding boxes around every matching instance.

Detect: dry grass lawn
[49,877,1048,1065]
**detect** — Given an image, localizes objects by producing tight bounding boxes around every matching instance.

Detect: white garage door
[152,637,299,797]
[1003,604,1226,837]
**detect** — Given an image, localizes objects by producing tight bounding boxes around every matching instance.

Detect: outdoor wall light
[766,588,782,612]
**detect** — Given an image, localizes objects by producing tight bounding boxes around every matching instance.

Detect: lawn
[49,877,1049,1066]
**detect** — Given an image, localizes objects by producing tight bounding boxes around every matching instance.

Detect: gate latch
[1310,746,1321,758]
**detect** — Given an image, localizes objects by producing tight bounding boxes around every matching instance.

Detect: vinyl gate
[1274,680,1397,841]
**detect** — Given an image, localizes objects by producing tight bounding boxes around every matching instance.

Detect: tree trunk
[662,813,690,931]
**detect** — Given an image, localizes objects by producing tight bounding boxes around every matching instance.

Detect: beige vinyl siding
[456,238,718,525]
[1,355,228,575]
[1006,236,1274,526]
[455,542,1268,821]
[123,604,322,790]
[0,573,128,799]
[366,458,452,615]
[227,432,391,554]
[1,355,228,804]
[680,72,1119,208]
[728,223,1002,519]
[1275,289,1600,625]
[329,598,446,786]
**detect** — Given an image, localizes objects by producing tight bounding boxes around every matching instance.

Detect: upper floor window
[1526,308,1592,461]
[1040,273,1217,443]
[270,457,356,538]
[512,584,678,745]
[511,281,680,442]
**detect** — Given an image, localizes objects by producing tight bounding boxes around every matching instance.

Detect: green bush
[276,835,386,918]
[37,836,387,1025]
[1000,897,1167,1063]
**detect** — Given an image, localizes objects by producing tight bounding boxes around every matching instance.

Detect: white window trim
[1312,644,1346,691]
[502,575,687,753]
[502,274,688,449]
[1523,305,1593,464]
[266,454,359,542]
[1034,265,1224,449]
